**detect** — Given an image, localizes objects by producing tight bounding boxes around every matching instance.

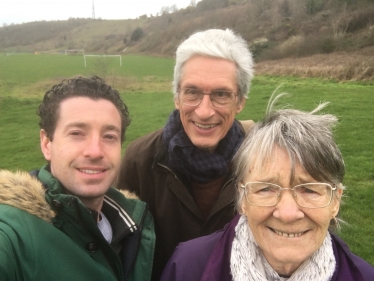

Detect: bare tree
[332,3,349,38]
[189,0,197,7]
[170,4,179,13]
[160,6,170,15]
[92,56,111,78]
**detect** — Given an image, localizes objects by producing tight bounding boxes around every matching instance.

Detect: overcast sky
[1,0,198,25]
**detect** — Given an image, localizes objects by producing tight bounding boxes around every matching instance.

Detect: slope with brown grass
[255,46,374,81]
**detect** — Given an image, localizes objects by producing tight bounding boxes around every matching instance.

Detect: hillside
[1,0,374,81]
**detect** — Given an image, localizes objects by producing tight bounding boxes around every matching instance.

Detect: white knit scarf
[230,215,336,281]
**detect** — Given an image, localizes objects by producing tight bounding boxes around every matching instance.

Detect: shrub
[277,35,305,57]
[250,38,269,58]
[321,38,336,53]
[346,8,374,33]
[306,0,324,15]
[131,27,144,42]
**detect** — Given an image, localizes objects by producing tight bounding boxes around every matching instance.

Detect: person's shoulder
[177,229,223,256]
[351,255,374,280]
[0,170,54,223]
[124,128,164,159]
[160,230,224,281]
[128,128,164,148]
[238,119,255,133]
[332,233,374,279]
[106,187,145,208]
[104,187,152,227]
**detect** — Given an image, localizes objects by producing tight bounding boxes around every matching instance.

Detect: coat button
[52,200,63,210]
[86,242,99,252]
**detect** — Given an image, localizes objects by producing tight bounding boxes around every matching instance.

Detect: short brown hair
[37,76,130,142]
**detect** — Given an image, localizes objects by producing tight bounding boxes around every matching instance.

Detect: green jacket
[0,167,155,281]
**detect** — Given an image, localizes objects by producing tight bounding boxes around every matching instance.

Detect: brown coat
[117,120,254,280]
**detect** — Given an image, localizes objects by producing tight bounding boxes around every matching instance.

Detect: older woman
[160,100,374,281]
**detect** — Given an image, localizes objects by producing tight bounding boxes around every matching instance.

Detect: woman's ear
[331,188,343,217]
[241,200,247,214]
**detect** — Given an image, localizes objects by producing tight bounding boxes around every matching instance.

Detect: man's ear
[174,97,180,110]
[236,98,246,114]
[40,129,52,161]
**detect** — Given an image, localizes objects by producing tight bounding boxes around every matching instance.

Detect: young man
[117,29,255,280]
[0,76,155,281]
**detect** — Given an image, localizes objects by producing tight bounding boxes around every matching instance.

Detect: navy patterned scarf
[163,110,244,183]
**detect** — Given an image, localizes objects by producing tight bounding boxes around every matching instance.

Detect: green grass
[0,54,373,266]
[0,54,174,84]
[0,54,175,98]
[0,98,44,170]
[122,91,175,146]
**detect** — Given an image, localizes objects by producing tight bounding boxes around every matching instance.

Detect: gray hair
[233,94,345,224]
[172,29,254,102]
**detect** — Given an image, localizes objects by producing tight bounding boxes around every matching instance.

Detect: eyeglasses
[240,182,337,209]
[178,88,238,108]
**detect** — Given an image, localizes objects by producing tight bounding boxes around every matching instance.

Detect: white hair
[173,29,254,102]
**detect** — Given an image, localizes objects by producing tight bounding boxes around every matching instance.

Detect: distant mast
[92,0,95,19]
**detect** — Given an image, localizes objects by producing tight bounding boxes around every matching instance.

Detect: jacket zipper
[124,204,149,281]
[72,198,124,281]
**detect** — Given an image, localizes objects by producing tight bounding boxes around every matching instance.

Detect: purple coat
[161,215,374,281]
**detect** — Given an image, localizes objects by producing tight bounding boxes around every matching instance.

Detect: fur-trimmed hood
[0,169,156,281]
[0,170,139,224]
[0,170,55,223]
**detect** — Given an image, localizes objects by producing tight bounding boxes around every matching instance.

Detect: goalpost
[83,55,122,68]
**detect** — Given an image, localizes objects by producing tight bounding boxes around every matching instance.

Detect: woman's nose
[273,190,305,222]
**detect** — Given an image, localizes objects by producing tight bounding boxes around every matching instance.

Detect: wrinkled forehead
[244,147,309,184]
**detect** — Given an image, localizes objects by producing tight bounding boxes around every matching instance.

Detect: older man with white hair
[117,28,254,280]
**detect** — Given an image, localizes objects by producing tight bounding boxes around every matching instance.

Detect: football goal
[83,55,122,68]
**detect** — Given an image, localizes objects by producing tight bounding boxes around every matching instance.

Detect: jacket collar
[201,214,240,281]
[33,166,140,244]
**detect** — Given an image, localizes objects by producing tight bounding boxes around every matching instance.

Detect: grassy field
[0,54,373,265]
